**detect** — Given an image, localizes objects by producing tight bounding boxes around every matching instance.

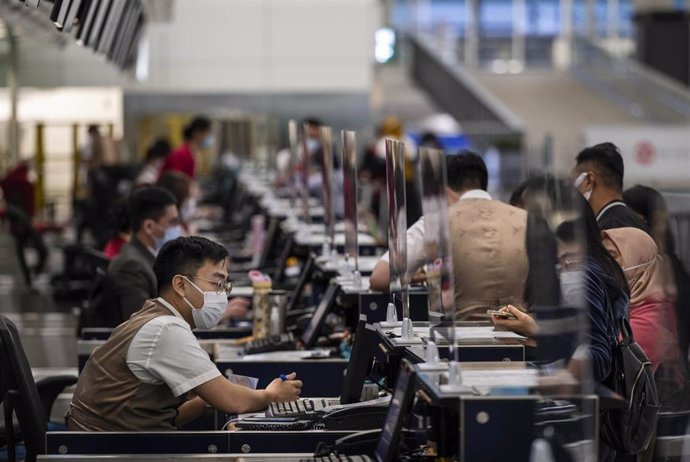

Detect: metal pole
[512,0,526,64]
[71,124,80,201]
[6,24,19,173]
[465,0,479,66]
[607,0,620,39]
[34,123,45,215]
[561,0,573,39]
[586,0,597,40]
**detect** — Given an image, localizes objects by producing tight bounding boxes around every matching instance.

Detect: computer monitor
[285,254,315,313]
[340,316,376,405]
[258,217,281,269]
[301,282,339,349]
[375,359,416,462]
[271,234,295,283]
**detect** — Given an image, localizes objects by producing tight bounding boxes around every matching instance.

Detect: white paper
[226,373,259,390]
[453,369,538,387]
[431,326,527,341]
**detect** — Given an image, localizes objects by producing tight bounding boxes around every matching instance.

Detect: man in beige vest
[66,236,302,431]
[369,151,528,319]
[446,152,528,319]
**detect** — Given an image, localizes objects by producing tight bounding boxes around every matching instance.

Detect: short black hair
[145,138,171,163]
[445,150,488,192]
[128,186,177,232]
[157,171,191,207]
[109,197,131,235]
[575,142,624,191]
[154,236,229,292]
[302,117,323,128]
[419,132,442,149]
[183,116,212,141]
[622,184,667,223]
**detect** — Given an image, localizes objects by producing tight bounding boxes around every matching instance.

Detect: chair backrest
[0,315,47,461]
[81,247,110,273]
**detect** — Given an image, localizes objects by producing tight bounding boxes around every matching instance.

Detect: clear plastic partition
[418,147,457,359]
[416,163,604,460]
[299,122,312,224]
[286,119,299,211]
[341,130,359,280]
[505,177,595,460]
[319,126,335,257]
[385,138,409,320]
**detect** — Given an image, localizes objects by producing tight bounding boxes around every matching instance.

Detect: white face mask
[560,270,587,307]
[623,258,656,273]
[182,277,227,329]
[573,172,592,201]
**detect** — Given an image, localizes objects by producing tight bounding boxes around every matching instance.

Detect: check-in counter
[214,344,347,397]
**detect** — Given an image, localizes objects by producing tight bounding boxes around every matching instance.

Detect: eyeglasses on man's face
[183,275,232,295]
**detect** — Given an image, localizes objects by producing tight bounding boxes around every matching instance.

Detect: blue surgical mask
[201,134,215,150]
[154,225,183,251]
[306,138,320,153]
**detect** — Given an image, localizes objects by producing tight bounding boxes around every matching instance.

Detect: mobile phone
[486,309,517,320]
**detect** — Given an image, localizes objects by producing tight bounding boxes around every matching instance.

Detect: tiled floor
[0,231,79,368]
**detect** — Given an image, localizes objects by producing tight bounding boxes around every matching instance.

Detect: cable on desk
[222,417,242,431]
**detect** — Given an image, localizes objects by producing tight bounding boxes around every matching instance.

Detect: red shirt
[103,236,127,259]
[160,143,195,178]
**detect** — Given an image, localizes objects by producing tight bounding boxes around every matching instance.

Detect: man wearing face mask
[160,116,214,179]
[67,236,303,431]
[572,142,649,233]
[100,186,182,327]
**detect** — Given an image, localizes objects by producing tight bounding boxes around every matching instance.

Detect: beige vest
[66,300,187,431]
[448,199,528,319]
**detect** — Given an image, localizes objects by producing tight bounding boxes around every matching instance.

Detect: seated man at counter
[369,152,529,319]
[100,186,181,326]
[66,236,302,431]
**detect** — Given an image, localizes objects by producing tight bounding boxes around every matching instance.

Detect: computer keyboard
[234,419,313,431]
[303,455,373,462]
[267,397,341,419]
[244,333,297,355]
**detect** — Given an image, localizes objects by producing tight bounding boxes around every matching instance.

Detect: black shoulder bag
[600,295,660,454]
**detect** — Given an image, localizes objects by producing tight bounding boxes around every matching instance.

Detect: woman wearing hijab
[601,227,680,373]
[623,185,690,365]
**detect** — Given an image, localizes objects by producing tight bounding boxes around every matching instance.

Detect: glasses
[184,275,233,295]
[557,252,584,271]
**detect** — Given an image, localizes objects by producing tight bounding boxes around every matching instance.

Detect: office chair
[0,315,77,462]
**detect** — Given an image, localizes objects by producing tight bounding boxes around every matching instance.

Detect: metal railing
[571,37,690,123]
[408,35,525,150]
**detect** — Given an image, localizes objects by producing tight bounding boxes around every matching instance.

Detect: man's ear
[171,274,186,298]
[142,218,155,235]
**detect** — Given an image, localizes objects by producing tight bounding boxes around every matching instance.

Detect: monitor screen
[285,254,315,313]
[375,359,416,462]
[340,317,375,405]
[301,283,338,349]
[272,234,294,283]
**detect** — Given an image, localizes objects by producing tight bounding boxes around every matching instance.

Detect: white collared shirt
[459,189,492,201]
[126,297,221,397]
[378,190,492,273]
